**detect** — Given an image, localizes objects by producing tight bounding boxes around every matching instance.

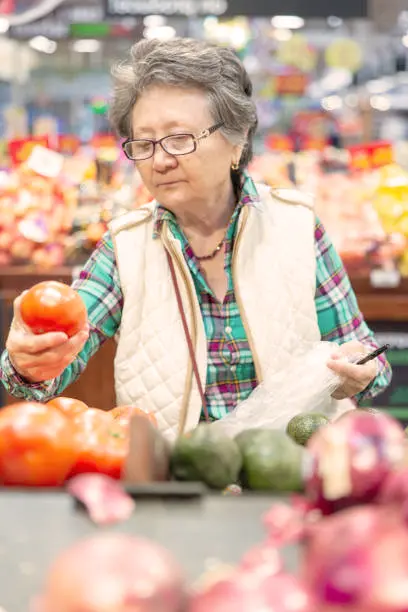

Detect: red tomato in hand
[69,409,126,480]
[0,402,77,486]
[47,397,88,417]
[20,281,87,337]
[111,405,157,428]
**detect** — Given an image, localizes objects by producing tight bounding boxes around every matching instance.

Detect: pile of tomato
[0,398,157,487]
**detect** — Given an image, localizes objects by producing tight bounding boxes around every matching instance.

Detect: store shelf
[351,274,408,322]
[0,490,296,612]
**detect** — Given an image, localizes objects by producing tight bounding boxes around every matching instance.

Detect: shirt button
[225,326,232,334]
[230,365,236,372]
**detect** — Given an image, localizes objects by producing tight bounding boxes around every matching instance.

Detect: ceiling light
[366,78,392,94]
[29,35,57,53]
[0,18,10,34]
[321,95,343,111]
[370,95,391,111]
[271,28,292,42]
[72,39,100,53]
[143,14,166,28]
[402,34,408,49]
[320,69,352,92]
[143,26,176,41]
[327,16,343,28]
[271,16,304,30]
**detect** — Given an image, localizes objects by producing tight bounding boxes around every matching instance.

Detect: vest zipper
[162,228,199,435]
[232,205,263,384]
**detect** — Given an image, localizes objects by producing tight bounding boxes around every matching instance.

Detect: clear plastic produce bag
[212,341,357,438]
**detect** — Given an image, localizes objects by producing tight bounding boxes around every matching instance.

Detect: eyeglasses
[122,122,224,161]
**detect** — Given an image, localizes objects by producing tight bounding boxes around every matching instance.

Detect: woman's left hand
[327,340,378,400]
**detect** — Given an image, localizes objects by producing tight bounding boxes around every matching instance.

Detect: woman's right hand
[5,293,90,383]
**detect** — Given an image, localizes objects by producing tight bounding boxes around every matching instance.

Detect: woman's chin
[155,185,189,210]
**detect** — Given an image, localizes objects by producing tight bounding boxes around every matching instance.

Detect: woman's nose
[152,143,177,171]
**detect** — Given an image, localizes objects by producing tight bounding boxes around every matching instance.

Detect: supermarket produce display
[0,144,152,269]
[1,405,408,611]
[0,139,407,277]
[250,148,408,278]
[0,12,408,610]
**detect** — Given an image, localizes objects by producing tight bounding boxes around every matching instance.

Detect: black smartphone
[356,344,390,366]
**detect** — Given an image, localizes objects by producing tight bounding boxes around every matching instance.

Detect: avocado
[236,428,304,492]
[286,412,330,446]
[171,424,242,489]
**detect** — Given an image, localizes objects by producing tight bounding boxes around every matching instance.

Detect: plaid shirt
[0,175,391,415]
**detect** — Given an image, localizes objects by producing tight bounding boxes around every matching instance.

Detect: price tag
[62,155,91,185]
[26,145,64,178]
[370,268,401,289]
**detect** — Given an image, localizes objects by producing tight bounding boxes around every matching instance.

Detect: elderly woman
[1,38,391,440]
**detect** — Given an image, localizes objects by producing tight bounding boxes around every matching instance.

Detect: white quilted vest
[110,185,322,442]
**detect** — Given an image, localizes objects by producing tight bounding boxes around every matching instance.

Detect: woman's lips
[157,180,183,187]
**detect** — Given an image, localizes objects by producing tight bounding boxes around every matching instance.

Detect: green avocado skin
[236,429,304,492]
[170,424,242,490]
[286,413,330,446]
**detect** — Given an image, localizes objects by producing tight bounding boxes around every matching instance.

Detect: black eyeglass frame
[122,121,224,161]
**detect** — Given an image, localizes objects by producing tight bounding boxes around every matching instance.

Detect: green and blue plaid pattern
[0,174,391,414]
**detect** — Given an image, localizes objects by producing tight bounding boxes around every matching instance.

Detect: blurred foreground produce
[286,412,329,446]
[0,402,77,486]
[1,405,408,611]
[0,399,158,486]
[306,410,406,515]
[236,428,304,492]
[170,424,242,490]
[33,533,187,612]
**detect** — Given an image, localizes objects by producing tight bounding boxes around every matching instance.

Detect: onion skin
[306,411,406,515]
[190,570,314,612]
[34,533,186,612]
[66,474,135,525]
[377,468,408,522]
[302,505,408,612]
[239,542,283,575]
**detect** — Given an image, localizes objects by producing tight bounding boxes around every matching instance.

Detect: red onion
[263,499,311,546]
[190,568,313,612]
[34,533,186,612]
[306,411,405,514]
[378,467,408,522]
[66,474,135,525]
[239,541,283,575]
[302,505,408,611]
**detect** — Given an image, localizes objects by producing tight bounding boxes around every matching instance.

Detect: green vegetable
[171,424,242,490]
[286,412,330,446]
[236,428,304,492]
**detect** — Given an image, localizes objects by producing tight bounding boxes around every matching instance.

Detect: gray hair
[110,37,258,170]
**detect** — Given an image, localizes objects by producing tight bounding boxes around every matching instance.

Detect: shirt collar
[152,171,260,239]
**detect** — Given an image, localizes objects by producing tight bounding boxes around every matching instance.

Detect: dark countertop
[0,491,299,612]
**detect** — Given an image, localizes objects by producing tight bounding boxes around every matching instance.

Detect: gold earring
[231,162,239,171]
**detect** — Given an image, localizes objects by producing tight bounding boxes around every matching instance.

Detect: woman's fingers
[9,331,69,355]
[330,340,369,361]
[327,357,377,383]
[12,329,89,369]
[6,291,90,382]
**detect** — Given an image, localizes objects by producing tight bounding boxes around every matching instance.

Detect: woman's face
[130,85,240,212]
